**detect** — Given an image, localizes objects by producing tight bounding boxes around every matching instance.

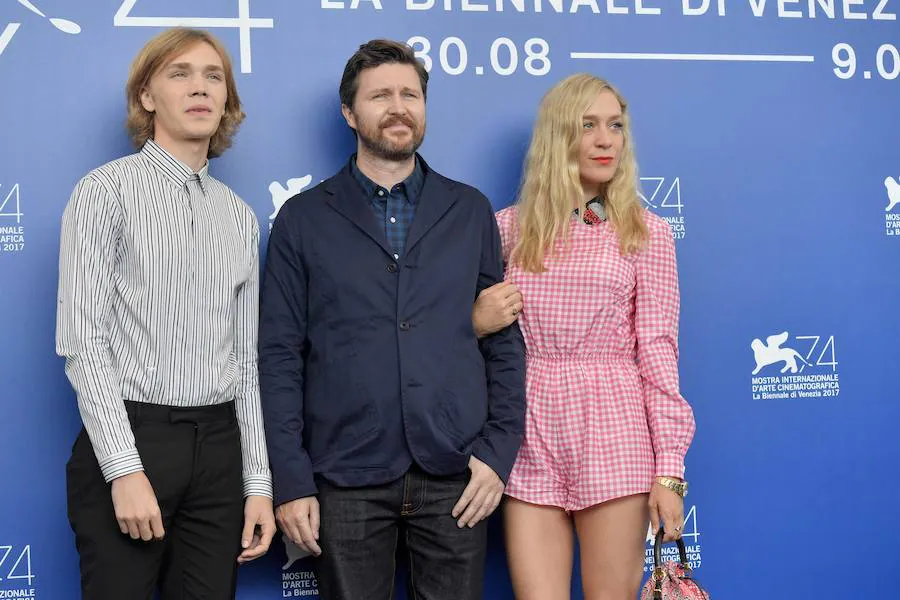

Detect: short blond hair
[125,28,245,158]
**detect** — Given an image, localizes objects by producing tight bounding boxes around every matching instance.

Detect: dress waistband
[525,353,633,364]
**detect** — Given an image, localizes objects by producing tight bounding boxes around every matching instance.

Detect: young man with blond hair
[57,28,274,599]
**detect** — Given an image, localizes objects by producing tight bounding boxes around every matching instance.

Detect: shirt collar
[141,138,211,194]
[349,154,426,205]
[573,197,608,222]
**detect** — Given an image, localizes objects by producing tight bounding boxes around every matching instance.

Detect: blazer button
[387,263,398,273]
[399,321,410,331]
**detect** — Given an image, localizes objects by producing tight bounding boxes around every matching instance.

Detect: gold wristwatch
[655,476,688,497]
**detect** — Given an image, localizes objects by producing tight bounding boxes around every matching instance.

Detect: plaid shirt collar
[349,154,426,206]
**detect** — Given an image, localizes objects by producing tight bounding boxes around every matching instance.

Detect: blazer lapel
[324,165,393,258]
[404,162,459,255]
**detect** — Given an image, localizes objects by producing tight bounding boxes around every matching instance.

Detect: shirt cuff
[243,474,274,499]
[98,448,144,483]
[654,452,686,480]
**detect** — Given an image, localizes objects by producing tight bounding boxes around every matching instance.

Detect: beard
[355,112,425,162]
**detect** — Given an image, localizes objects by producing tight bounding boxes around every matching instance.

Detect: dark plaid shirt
[350,155,426,260]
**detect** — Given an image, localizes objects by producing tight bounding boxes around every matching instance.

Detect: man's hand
[275,497,322,556]
[110,471,165,542]
[472,281,523,338]
[238,496,276,564]
[451,456,504,528]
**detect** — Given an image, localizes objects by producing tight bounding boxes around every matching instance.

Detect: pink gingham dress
[497,205,695,511]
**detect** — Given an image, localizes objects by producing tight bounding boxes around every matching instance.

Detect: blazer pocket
[305,361,380,460]
[436,345,489,441]
[436,387,486,444]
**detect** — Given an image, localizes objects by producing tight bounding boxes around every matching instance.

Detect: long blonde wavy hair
[510,73,648,272]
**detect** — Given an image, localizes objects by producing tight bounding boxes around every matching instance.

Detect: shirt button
[393,253,400,260]
[387,263,398,273]
[399,321,410,331]
[390,216,397,223]
[377,190,385,197]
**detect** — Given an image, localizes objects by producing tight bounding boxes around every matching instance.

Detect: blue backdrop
[1,1,898,598]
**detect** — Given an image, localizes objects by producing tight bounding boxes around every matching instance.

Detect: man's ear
[140,87,155,113]
[341,104,356,131]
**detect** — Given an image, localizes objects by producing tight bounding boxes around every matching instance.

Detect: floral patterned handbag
[639,528,710,600]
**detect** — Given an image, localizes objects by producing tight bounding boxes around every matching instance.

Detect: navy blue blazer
[259,157,526,506]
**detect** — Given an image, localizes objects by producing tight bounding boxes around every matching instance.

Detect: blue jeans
[313,465,487,600]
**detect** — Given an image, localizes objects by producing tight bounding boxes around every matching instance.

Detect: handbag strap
[651,527,691,600]
[653,526,689,568]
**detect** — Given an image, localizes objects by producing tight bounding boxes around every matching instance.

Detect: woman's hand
[648,479,684,543]
[472,281,523,338]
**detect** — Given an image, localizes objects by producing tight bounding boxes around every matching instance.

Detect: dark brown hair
[339,39,429,109]
[126,28,245,158]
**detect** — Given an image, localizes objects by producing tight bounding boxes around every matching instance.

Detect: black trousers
[314,465,487,600]
[66,400,244,600]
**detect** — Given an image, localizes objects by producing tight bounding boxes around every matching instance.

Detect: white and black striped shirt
[56,139,272,498]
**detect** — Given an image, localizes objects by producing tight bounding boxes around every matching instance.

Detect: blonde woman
[473,74,696,599]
